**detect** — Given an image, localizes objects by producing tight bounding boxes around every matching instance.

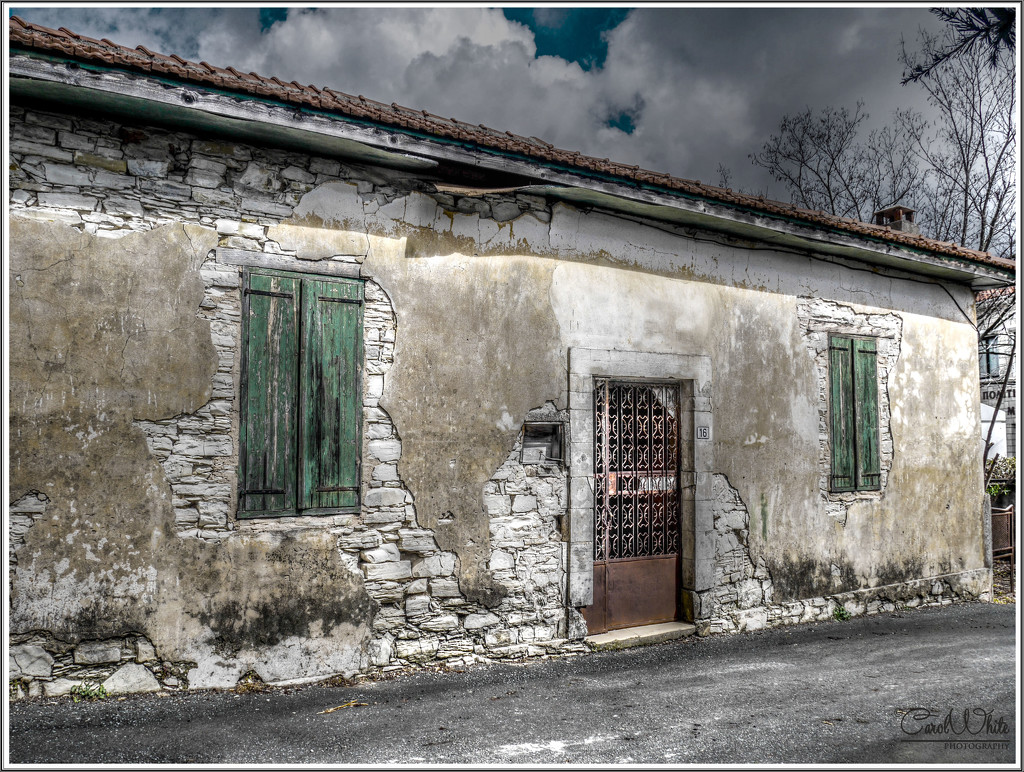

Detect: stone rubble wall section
[697,474,985,636]
[8,492,49,578]
[482,405,570,653]
[9,633,191,699]
[7,104,553,239]
[702,575,987,636]
[696,474,774,628]
[796,297,903,525]
[8,105,582,695]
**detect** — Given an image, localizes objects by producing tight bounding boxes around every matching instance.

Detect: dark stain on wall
[768,553,929,601]
[9,217,374,665]
[192,533,378,654]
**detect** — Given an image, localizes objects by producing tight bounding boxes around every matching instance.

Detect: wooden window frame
[238,268,364,519]
[828,334,881,493]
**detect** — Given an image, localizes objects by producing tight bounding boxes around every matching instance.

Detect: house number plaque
[696,426,711,441]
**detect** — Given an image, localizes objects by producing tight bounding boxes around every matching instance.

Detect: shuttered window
[239,269,363,518]
[829,335,880,492]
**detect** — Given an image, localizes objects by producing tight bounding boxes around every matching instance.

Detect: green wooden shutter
[240,272,300,516]
[829,335,856,492]
[853,338,880,490]
[299,277,363,510]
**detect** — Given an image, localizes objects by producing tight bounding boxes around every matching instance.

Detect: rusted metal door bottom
[583,555,680,633]
[583,379,683,635]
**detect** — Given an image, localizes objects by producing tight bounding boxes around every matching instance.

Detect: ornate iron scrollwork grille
[594,380,681,561]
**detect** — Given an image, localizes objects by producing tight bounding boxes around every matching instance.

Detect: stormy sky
[9,5,949,197]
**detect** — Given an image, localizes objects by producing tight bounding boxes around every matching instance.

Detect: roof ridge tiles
[76,32,108,46]
[19,20,63,37]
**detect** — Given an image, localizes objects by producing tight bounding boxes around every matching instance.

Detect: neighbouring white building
[978,286,1016,459]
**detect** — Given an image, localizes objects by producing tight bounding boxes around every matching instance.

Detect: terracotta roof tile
[7,15,1016,275]
[976,285,1016,301]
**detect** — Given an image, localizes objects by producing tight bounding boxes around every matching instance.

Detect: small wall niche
[521,422,564,465]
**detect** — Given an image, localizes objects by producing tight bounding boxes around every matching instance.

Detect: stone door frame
[566,347,715,630]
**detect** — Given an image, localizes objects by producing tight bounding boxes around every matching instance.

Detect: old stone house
[8,17,1016,698]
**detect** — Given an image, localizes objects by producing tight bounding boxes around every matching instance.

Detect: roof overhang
[9,49,1015,290]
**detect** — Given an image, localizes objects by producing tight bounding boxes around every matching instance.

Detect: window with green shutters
[829,334,880,492]
[238,269,363,518]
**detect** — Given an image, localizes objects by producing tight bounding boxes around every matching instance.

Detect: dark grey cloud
[599,8,947,190]
[11,6,950,198]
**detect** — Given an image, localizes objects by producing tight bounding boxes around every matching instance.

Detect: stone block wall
[697,474,991,636]
[8,103,583,697]
[10,633,191,699]
[8,101,991,699]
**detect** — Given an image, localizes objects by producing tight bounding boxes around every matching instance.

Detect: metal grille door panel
[595,381,681,562]
[585,380,682,632]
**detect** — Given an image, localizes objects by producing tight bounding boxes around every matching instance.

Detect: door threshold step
[586,621,697,651]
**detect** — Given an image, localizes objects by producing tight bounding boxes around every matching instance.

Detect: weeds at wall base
[69,681,108,703]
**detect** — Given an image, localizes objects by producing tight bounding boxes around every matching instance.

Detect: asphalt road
[7,602,1017,765]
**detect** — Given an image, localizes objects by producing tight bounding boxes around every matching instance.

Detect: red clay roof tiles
[8,15,1016,274]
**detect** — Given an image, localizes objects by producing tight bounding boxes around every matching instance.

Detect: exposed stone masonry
[8,492,49,577]
[698,474,986,635]
[8,103,552,241]
[698,475,773,632]
[797,297,903,525]
[8,104,580,696]
[9,632,192,699]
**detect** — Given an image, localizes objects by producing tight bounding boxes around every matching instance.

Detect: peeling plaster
[9,216,375,686]
[8,104,992,691]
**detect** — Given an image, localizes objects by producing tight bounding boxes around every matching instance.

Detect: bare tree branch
[902,8,1016,84]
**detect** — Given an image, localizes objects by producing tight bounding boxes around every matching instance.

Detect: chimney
[872,204,919,235]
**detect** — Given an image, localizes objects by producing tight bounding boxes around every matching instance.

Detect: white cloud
[12,6,948,195]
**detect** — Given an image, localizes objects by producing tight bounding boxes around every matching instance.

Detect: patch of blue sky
[607,111,636,135]
[502,8,630,70]
[259,8,289,33]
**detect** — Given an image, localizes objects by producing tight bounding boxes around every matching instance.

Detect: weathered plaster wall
[318,170,987,609]
[9,217,376,692]
[9,100,988,698]
[9,104,584,698]
[361,254,564,606]
[545,252,985,604]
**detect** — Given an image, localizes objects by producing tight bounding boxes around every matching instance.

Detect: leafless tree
[902,8,1016,84]
[899,29,1016,258]
[749,102,928,224]
[977,287,1016,342]
[750,27,1015,260]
